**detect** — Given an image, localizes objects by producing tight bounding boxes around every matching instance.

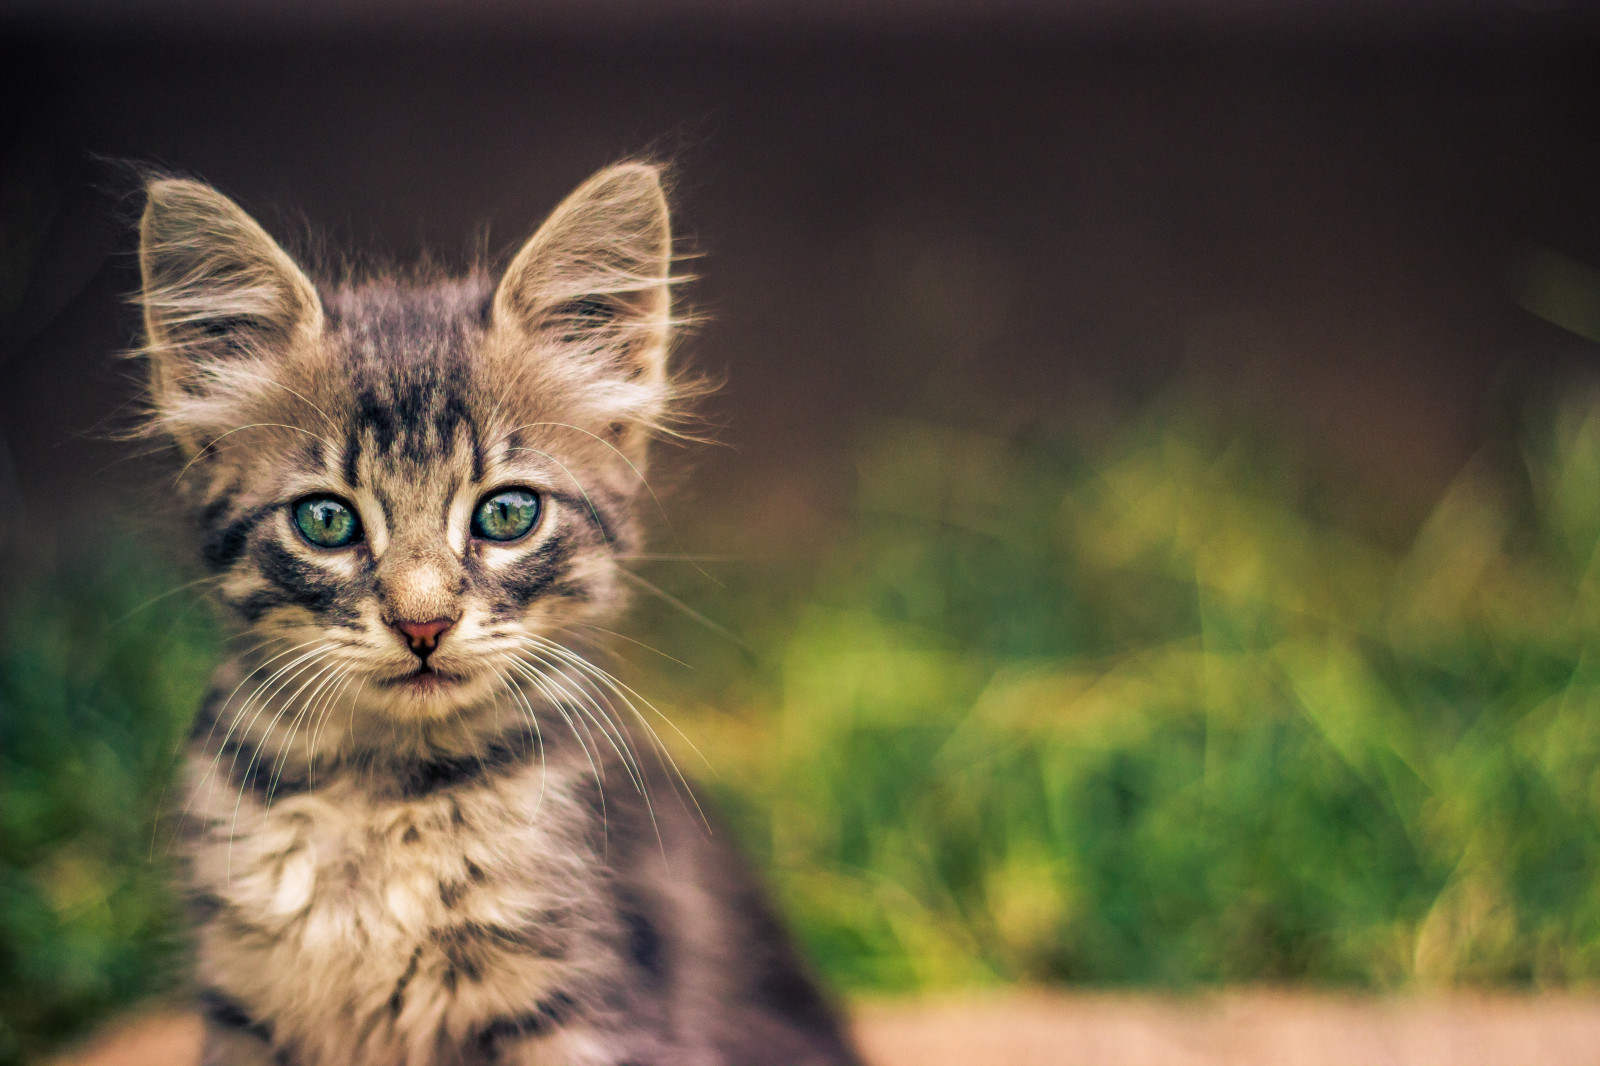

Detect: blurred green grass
[666,395,1600,994]
[0,551,219,1063]
[9,393,1600,1060]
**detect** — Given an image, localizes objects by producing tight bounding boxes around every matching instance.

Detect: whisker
[195,635,323,755]
[304,665,360,792]
[507,656,611,780]
[221,367,341,439]
[524,633,711,833]
[174,423,339,487]
[209,642,334,791]
[512,638,681,856]
[531,632,712,771]
[268,656,352,800]
[153,627,290,860]
[304,659,354,766]
[110,572,228,628]
[571,622,694,668]
[613,568,750,650]
[310,661,360,758]
[505,445,612,549]
[504,657,609,835]
[526,421,655,493]
[515,646,649,801]
[209,643,336,820]
[493,664,541,757]
[181,637,331,829]
[337,675,370,768]
[496,669,549,819]
[227,651,340,874]
[493,421,691,563]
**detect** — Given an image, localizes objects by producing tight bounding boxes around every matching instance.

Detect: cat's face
[137,166,678,719]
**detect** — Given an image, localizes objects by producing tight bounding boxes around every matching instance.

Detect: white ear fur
[492,163,673,391]
[138,179,322,453]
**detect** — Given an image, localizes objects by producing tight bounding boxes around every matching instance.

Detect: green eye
[472,488,541,542]
[293,496,361,548]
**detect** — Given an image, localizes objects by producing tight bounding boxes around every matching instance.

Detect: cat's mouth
[385,665,465,692]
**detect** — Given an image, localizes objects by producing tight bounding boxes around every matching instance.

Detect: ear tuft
[138,179,322,451]
[492,163,674,387]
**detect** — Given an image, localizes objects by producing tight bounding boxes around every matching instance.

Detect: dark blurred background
[4,1,1599,558]
[7,3,1600,1062]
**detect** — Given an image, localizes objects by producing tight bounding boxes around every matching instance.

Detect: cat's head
[137,165,685,720]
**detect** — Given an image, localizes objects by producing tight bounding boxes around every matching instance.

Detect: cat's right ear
[137,179,322,454]
[490,163,674,396]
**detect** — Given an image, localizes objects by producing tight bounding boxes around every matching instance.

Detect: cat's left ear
[492,163,673,392]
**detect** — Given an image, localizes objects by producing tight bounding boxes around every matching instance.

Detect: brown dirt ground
[50,992,1600,1066]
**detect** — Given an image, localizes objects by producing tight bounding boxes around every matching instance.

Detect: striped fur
[139,167,859,1066]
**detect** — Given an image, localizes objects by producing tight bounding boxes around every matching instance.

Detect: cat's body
[138,167,858,1066]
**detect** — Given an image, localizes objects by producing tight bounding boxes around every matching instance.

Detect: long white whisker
[215,643,337,794]
[511,649,645,801]
[612,568,750,650]
[304,665,360,792]
[496,669,548,819]
[529,633,710,774]
[260,658,333,800]
[215,644,339,828]
[268,656,351,800]
[111,573,228,628]
[502,420,722,587]
[525,634,710,832]
[157,629,294,858]
[506,657,608,834]
[506,445,612,548]
[512,640,674,858]
[227,651,339,875]
[571,622,693,668]
[516,642,647,794]
[223,367,341,438]
[307,658,365,771]
[340,675,369,764]
[182,637,331,827]
[507,656,606,778]
[195,635,324,762]
[505,418,661,508]
[492,664,540,753]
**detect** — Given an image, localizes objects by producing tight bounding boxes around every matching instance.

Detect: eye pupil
[472,489,540,542]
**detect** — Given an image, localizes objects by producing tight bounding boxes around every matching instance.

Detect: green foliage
[0,551,217,1064]
[674,398,1600,994]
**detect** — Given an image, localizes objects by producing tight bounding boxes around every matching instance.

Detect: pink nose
[391,617,456,659]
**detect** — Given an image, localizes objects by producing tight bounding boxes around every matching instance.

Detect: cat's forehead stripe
[328,278,490,484]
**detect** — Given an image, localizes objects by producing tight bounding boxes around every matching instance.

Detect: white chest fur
[182,757,602,1066]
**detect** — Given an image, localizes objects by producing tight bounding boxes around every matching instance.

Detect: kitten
[137,165,860,1066]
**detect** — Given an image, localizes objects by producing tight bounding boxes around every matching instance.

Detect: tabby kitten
[138,165,858,1066]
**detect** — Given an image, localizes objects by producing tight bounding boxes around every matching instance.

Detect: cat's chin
[373,665,492,717]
